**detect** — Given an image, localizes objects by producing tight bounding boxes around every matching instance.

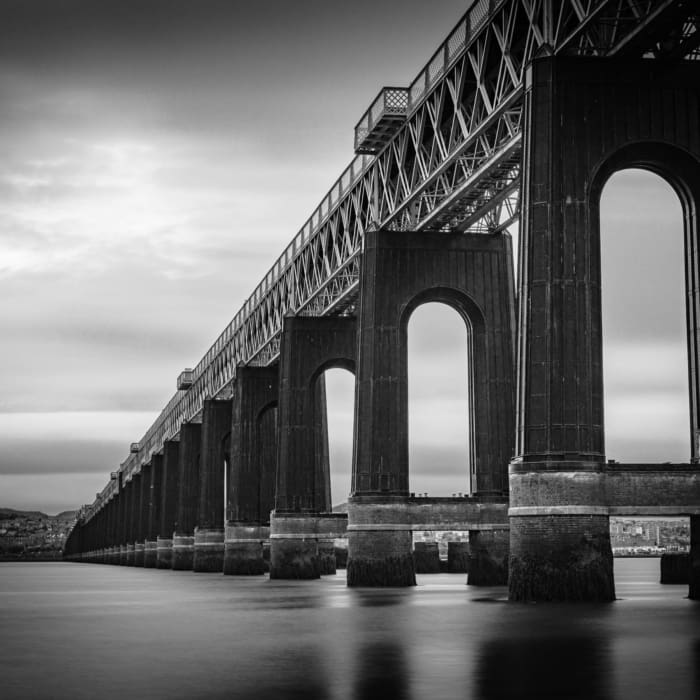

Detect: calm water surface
[1,558,698,699]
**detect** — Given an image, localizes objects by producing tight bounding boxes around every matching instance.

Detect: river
[1,558,698,699]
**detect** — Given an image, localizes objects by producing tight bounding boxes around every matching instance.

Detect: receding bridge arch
[590,141,700,463]
[402,291,482,497]
[313,364,356,509]
[598,167,689,463]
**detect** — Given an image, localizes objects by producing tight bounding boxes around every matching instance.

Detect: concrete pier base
[270,538,319,579]
[468,529,509,586]
[143,540,158,568]
[223,525,268,575]
[156,537,173,569]
[346,500,416,587]
[335,544,348,569]
[509,514,615,602]
[172,534,194,570]
[347,530,416,587]
[660,553,688,584]
[318,538,336,575]
[414,542,441,574]
[270,515,318,579]
[119,545,128,565]
[447,541,470,573]
[193,528,224,573]
[270,513,347,579]
[125,543,135,566]
[134,541,145,567]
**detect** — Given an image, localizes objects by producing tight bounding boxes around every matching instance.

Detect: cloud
[0,473,108,516]
[0,411,159,517]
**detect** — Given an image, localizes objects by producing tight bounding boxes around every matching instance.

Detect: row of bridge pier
[66,57,700,601]
[64,229,514,587]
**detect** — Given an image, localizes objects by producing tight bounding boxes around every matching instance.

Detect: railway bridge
[64,0,700,601]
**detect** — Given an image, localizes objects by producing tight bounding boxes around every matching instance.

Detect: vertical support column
[64,520,84,561]
[349,230,414,587]
[88,510,99,562]
[126,475,139,565]
[144,454,163,568]
[270,316,356,579]
[100,501,109,563]
[689,515,700,600]
[117,472,128,565]
[173,421,201,570]
[134,464,149,566]
[467,529,509,585]
[225,366,278,575]
[193,399,232,573]
[157,439,180,568]
[509,57,614,601]
[106,495,118,564]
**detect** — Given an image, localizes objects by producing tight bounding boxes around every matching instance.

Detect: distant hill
[0,507,77,520]
[54,511,78,521]
[0,507,48,519]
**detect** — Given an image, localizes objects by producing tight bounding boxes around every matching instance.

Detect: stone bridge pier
[172,421,201,570]
[348,227,515,586]
[224,366,278,575]
[125,473,140,566]
[143,453,163,568]
[157,439,180,568]
[134,463,149,566]
[269,315,356,579]
[193,399,232,572]
[509,56,700,601]
[117,472,128,565]
[105,490,119,564]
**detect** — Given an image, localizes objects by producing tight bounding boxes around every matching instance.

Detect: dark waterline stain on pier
[1,559,699,700]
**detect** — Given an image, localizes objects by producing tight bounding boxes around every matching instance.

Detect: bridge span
[65,0,700,601]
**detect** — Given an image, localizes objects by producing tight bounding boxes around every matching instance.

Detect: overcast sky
[0,1,690,514]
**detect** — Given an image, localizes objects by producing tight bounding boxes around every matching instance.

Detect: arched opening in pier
[407,302,471,496]
[256,403,278,523]
[222,432,231,527]
[600,168,689,462]
[319,367,355,510]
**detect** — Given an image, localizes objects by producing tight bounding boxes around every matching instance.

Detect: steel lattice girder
[86,0,698,512]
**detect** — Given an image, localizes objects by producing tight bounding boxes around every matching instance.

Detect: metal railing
[354,87,409,151]
[408,0,503,112]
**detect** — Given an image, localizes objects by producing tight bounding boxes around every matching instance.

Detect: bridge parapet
[407,0,482,109]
